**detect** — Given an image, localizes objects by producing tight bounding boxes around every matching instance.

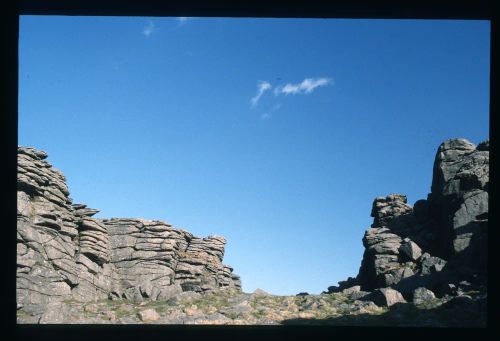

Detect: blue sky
[18,16,490,295]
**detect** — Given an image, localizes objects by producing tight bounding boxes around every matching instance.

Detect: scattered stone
[137,309,160,322]
[420,253,447,275]
[412,287,436,304]
[350,290,370,300]
[184,305,200,316]
[341,286,360,295]
[457,280,472,293]
[252,288,270,296]
[101,310,116,321]
[367,288,406,307]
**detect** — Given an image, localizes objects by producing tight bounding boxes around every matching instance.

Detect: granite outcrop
[17,146,241,315]
[326,138,488,304]
[17,137,488,324]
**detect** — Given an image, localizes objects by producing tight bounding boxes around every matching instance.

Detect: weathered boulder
[158,283,183,300]
[370,194,413,229]
[431,139,478,196]
[399,238,422,261]
[429,138,489,259]
[451,190,488,253]
[412,287,436,304]
[341,285,361,295]
[356,194,412,289]
[419,253,447,275]
[137,309,160,322]
[252,288,270,297]
[364,288,406,307]
[171,290,202,303]
[173,235,241,292]
[38,302,71,324]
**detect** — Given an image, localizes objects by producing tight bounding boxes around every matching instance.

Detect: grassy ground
[18,290,487,327]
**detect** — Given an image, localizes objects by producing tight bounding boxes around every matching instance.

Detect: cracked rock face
[430,138,489,257]
[17,146,241,319]
[334,138,488,296]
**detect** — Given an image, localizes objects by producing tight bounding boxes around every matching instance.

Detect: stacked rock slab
[356,194,423,290]
[328,138,488,300]
[17,147,241,315]
[174,235,242,292]
[355,194,448,292]
[104,218,241,300]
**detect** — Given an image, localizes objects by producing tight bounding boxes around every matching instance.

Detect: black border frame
[3,1,496,340]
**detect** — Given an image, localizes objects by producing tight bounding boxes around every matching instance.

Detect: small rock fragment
[137,309,160,322]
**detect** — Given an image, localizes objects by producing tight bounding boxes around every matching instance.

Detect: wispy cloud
[143,20,155,37]
[274,77,332,96]
[250,77,332,119]
[260,103,282,120]
[250,81,272,106]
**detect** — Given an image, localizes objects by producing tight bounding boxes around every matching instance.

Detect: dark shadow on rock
[357,210,443,291]
[358,209,487,294]
[392,273,442,297]
[454,220,485,236]
[281,300,486,327]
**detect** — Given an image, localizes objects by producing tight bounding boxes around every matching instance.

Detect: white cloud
[274,77,332,96]
[143,20,155,37]
[250,77,332,116]
[250,81,272,106]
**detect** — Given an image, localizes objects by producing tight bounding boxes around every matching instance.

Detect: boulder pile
[326,138,488,305]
